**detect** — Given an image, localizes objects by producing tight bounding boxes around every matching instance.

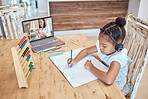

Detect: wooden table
[0,34,125,99]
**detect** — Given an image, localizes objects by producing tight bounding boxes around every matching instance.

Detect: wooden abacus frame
[11,36,35,88]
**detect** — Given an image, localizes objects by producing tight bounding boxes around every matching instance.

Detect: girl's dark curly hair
[100,17,126,43]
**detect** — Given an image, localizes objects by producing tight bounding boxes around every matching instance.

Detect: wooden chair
[0,2,28,39]
[122,13,148,99]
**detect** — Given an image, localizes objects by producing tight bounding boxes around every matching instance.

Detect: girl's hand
[67,58,77,67]
[37,28,42,34]
[37,28,47,37]
[84,60,93,70]
[30,28,34,31]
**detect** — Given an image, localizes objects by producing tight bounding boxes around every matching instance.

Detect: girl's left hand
[84,60,93,70]
[37,28,42,34]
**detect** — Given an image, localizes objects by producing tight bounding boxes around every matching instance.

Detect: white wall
[37,0,48,13]
[138,0,148,22]
[128,0,148,22]
[128,0,140,17]
[1,0,8,5]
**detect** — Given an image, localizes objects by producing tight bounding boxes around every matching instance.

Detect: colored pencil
[48,50,63,53]
[67,40,71,47]
[65,41,67,47]
[70,40,79,46]
[43,47,57,52]
[70,50,72,67]
[48,53,63,57]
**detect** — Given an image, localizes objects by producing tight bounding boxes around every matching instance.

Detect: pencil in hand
[70,50,73,67]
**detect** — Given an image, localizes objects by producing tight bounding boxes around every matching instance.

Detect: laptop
[22,16,64,53]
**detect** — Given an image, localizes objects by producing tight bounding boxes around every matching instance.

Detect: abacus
[11,36,35,88]
[30,30,37,41]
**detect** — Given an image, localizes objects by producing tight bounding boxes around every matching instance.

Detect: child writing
[67,17,128,90]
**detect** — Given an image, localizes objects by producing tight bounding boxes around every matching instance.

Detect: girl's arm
[40,31,47,37]
[39,31,47,37]
[37,28,47,37]
[67,45,98,66]
[84,60,120,85]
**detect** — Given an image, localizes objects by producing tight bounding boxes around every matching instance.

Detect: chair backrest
[123,13,148,99]
[0,2,28,39]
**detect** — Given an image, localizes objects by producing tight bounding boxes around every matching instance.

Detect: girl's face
[38,19,44,28]
[98,34,116,55]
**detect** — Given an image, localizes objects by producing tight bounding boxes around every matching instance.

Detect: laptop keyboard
[31,37,59,48]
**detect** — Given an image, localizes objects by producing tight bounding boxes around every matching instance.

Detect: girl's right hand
[67,58,77,67]
[37,28,42,34]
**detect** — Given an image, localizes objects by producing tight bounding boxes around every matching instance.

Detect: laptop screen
[22,16,54,42]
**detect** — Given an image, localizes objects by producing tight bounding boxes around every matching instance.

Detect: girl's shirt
[39,25,51,38]
[96,40,128,90]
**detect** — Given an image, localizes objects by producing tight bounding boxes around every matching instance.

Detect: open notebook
[49,48,108,88]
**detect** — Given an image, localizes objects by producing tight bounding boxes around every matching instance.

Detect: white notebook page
[49,48,108,88]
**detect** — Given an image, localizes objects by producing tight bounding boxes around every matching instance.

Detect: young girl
[67,17,128,90]
[37,18,51,38]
